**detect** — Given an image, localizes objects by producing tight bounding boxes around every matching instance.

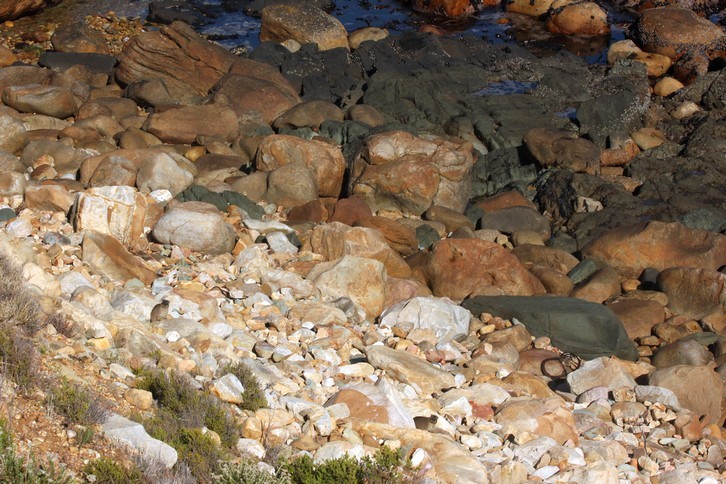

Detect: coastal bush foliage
[83,457,143,484]
[218,362,267,411]
[282,446,416,484]
[47,379,109,426]
[136,368,241,480]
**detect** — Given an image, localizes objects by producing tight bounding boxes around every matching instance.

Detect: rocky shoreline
[0,1,724,482]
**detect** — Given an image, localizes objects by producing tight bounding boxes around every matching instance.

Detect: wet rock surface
[0,1,724,482]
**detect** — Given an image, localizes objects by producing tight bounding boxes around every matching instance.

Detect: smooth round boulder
[152,201,236,255]
[2,85,79,119]
[260,4,349,51]
[0,112,28,154]
[633,7,726,61]
[546,0,610,36]
[264,163,319,208]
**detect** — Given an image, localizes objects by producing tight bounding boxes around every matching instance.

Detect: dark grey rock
[471,149,537,199]
[39,52,117,75]
[416,224,440,250]
[175,185,264,219]
[462,295,639,361]
[567,259,599,285]
[0,207,16,222]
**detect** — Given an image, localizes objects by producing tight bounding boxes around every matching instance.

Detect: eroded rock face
[351,131,475,216]
[422,238,545,300]
[261,4,349,51]
[0,0,46,21]
[580,221,726,278]
[256,135,345,198]
[633,8,726,61]
[117,21,300,112]
[152,201,236,255]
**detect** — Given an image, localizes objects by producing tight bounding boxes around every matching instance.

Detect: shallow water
[10,0,647,75]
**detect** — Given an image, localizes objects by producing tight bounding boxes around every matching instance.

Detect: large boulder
[260,4,349,51]
[74,186,147,246]
[649,365,724,425]
[657,267,726,318]
[305,222,410,278]
[351,131,475,216]
[380,296,471,343]
[142,104,240,144]
[462,296,639,360]
[0,112,28,153]
[117,21,298,107]
[365,345,456,395]
[2,85,79,119]
[581,221,726,278]
[256,135,345,198]
[495,398,579,445]
[422,238,545,300]
[152,201,236,255]
[546,0,610,36]
[307,255,387,319]
[211,72,300,125]
[82,231,156,285]
[633,7,726,61]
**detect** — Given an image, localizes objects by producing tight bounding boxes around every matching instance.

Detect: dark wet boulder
[462,295,639,361]
[175,185,264,219]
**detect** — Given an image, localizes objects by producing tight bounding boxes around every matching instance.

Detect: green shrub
[0,332,40,393]
[283,447,416,484]
[176,428,225,480]
[214,459,291,484]
[0,252,49,334]
[136,369,243,481]
[136,369,239,447]
[0,419,73,483]
[218,363,267,412]
[83,457,143,484]
[47,379,109,426]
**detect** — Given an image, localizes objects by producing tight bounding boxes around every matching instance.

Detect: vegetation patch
[218,362,267,412]
[83,457,143,484]
[47,379,109,426]
[136,369,241,481]
[282,446,417,484]
[214,459,291,484]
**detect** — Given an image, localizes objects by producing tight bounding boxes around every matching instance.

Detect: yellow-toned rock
[654,76,684,97]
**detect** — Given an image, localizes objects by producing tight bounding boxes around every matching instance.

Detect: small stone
[124,389,154,410]
[654,77,684,97]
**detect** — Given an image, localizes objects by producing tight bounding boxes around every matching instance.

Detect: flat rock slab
[462,295,638,361]
[102,413,177,468]
[581,221,726,278]
[365,344,456,395]
[82,231,156,285]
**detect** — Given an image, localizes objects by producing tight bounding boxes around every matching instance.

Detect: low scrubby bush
[136,369,241,481]
[47,379,109,426]
[283,446,417,484]
[218,362,267,412]
[214,459,290,484]
[83,457,143,484]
